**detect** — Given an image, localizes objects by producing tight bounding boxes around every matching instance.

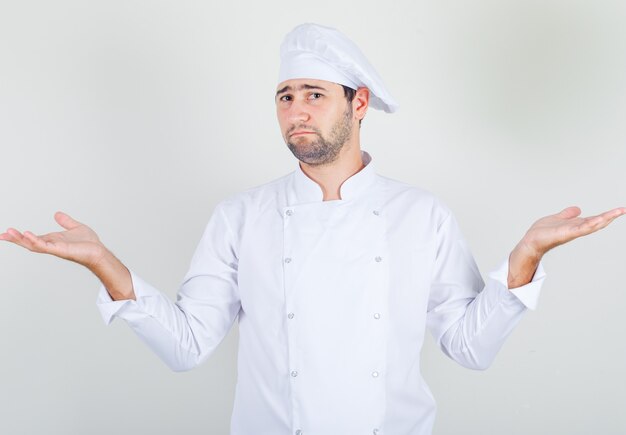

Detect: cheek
[276,113,288,132]
[316,110,340,130]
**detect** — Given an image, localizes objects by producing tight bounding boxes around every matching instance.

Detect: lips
[290,131,316,137]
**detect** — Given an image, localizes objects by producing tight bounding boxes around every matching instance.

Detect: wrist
[91,249,136,301]
[508,240,543,289]
[515,236,544,263]
[88,245,114,275]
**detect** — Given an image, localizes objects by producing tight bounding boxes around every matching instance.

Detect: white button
[291,370,298,377]
[286,209,293,216]
[374,256,382,262]
[295,430,302,435]
[373,429,379,435]
[285,257,292,263]
[372,371,379,378]
[372,210,380,216]
[373,313,381,320]
[288,313,295,319]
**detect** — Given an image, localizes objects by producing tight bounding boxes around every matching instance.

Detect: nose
[287,99,310,124]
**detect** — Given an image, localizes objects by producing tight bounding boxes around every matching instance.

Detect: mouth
[290,131,316,138]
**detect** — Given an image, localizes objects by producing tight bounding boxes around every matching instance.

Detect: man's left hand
[508,206,626,289]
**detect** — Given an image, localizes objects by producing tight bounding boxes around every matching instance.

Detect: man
[1,23,624,435]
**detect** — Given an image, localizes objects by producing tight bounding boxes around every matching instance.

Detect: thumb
[54,211,82,230]
[557,206,582,219]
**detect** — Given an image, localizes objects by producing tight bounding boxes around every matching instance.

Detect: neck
[299,140,364,201]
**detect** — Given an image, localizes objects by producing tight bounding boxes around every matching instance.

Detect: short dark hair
[341,85,362,126]
[342,85,357,103]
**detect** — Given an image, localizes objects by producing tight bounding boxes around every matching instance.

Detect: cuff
[488,259,546,311]
[96,270,162,325]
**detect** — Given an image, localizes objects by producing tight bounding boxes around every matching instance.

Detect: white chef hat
[278,23,399,113]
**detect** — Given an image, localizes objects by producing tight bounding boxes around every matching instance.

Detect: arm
[427,205,624,370]
[96,204,241,371]
[1,208,241,371]
[426,212,538,370]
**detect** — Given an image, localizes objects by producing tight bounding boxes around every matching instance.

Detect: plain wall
[1,1,625,434]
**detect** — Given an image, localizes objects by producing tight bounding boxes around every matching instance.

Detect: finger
[1,228,54,254]
[3,228,25,244]
[22,231,44,252]
[576,211,623,236]
[603,207,626,219]
[0,229,17,243]
[557,206,582,219]
[5,229,38,251]
[54,211,82,230]
[597,208,626,227]
[581,207,626,227]
[23,231,55,253]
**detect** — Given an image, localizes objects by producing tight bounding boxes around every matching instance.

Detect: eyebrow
[275,84,329,98]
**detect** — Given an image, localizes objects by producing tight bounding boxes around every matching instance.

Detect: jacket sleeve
[96,202,241,372]
[426,212,545,370]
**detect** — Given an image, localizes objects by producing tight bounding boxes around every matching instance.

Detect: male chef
[1,23,624,435]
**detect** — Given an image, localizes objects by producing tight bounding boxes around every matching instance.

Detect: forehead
[275,78,342,94]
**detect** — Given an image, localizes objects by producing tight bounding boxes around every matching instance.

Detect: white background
[1,1,625,434]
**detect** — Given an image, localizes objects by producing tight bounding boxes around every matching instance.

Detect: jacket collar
[290,150,376,204]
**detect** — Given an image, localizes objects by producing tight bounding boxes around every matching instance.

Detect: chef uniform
[96,23,545,435]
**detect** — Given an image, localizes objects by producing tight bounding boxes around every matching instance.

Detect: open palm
[0,211,105,268]
[521,206,626,257]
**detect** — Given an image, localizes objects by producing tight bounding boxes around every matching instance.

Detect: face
[275,79,355,166]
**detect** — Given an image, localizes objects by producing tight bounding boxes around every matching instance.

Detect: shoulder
[212,171,292,221]
[375,173,452,223]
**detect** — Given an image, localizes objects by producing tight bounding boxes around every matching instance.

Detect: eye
[309,92,323,100]
[279,95,292,102]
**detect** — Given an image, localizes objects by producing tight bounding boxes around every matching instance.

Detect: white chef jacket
[97,151,545,435]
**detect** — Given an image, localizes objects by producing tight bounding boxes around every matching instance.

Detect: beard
[286,105,353,166]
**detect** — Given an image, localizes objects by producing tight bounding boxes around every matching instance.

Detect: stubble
[286,105,353,167]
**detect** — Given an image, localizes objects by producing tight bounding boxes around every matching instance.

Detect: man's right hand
[0,211,136,300]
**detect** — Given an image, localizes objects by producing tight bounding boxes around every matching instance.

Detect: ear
[353,87,370,121]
